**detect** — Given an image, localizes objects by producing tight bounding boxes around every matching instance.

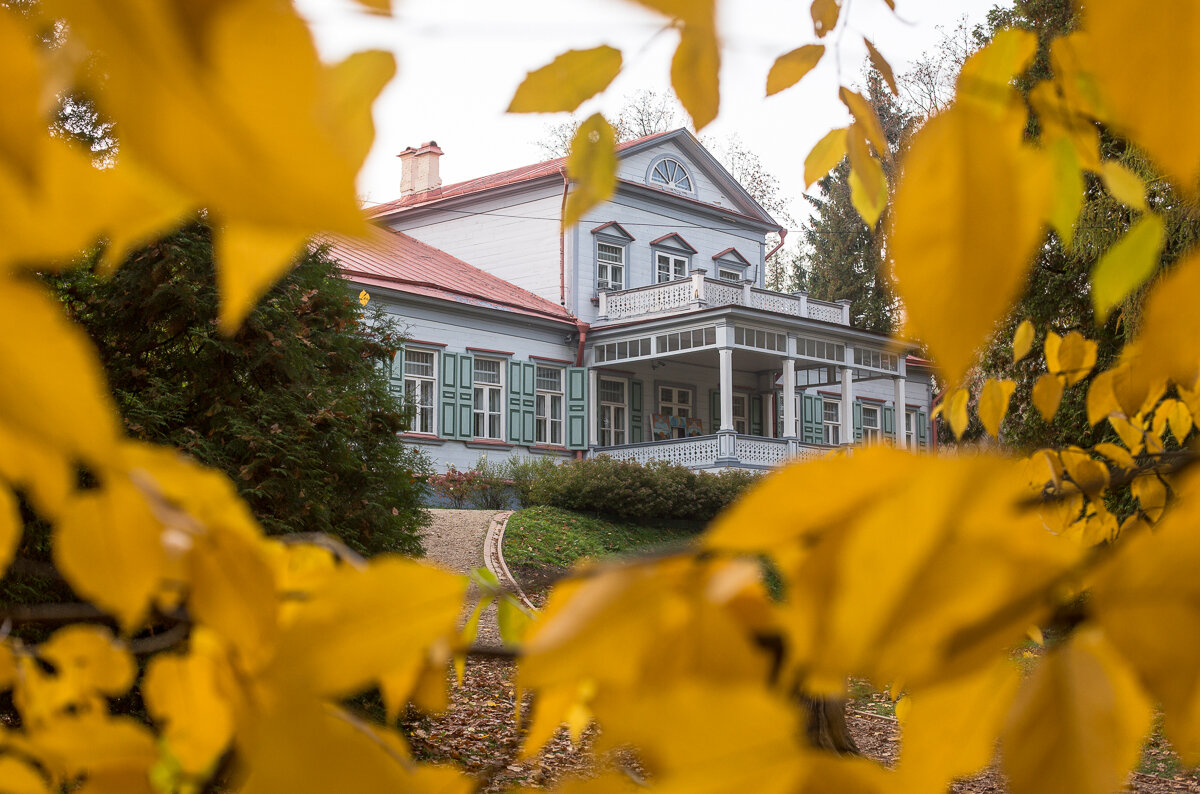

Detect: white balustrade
[734,436,789,466]
[600,279,849,326]
[596,434,832,469]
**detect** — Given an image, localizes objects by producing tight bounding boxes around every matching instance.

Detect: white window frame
[402,350,437,435]
[599,377,627,447]
[823,399,840,445]
[472,358,504,440]
[906,408,918,448]
[647,156,695,194]
[657,385,692,439]
[536,366,564,446]
[717,268,742,282]
[860,403,881,443]
[656,252,689,283]
[597,241,625,292]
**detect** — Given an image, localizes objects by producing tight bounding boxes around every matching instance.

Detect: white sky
[297,0,1001,229]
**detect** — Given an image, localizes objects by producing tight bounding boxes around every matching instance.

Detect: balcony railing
[598,272,849,325]
[595,434,833,470]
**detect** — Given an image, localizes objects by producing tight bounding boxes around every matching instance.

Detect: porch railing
[595,434,834,469]
[599,274,849,325]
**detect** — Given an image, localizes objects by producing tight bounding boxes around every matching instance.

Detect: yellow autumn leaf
[0,757,49,794]
[766,44,824,97]
[1133,249,1200,389]
[144,647,235,774]
[53,480,169,633]
[890,103,1050,385]
[1094,442,1135,471]
[1033,374,1064,421]
[946,387,970,439]
[1101,160,1148,211]
[978,379,1016,439]
[589,684,806,793]
[1094,476,1200,761]
[1029,65,1102,172]
[1077,0,1200,190]
[1060,446,1109,498]
[1163,397,1193,443]
[0,422,72,520]
[1045,136,1085,246]
[358,289,370,306]
[1054,331,1099,386]
[1091,213,1166,323]
[47,0,392,330]
[956,29,1038,115]
[1044,331,1063,373]
[507,47,623,113]
[1108,414,1145,454]
[1086,370,1121,426]
[864,38,897,95]
[1013,320,1035,364]
[804,127,847,188]
[38,626,135,701]
[810,0,840,37]
[214,224,311,336]
[0,277,121,465]
[0,482,20,579]
[563,114,617,229]
[1002,627,1154,794]
[894,659,1020,791]
[840,88,887,155]
[25,712,157,782]
[265,557,465,697]
[846,123,887,227]
[671,20,720,130]
[1131,475,1168,523]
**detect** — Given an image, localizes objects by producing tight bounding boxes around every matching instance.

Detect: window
[734,326,786,352]
[853,347,899,371]
[599,378,627,447]
[536,366,563,446]
[472,358,503,440]
[799,337,846,363]
[717,268,742,282]
[656,252,688,283]
[906,409,917,448]
[596,337,652,363]
[823,400,840,445]
[658,386,691,418]
[404,350,436,435]
[860,403,881,443]
[648,157,693,193]
[597,242,625,291]
[731,394,748,434]
[655,326,715,354]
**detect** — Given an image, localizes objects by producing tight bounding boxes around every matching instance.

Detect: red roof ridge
[369,129,681,218]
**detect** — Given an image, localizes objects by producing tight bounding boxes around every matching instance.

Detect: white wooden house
[328,130,933,472]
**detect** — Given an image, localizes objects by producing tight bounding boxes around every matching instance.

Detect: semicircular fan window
[649,157,694,193]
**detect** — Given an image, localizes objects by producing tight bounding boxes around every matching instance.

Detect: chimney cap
[399,141,443,157]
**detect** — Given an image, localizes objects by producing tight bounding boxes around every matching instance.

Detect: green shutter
[917,410,928,448]
[521,362,536,445]
[439,352,459,438]
[710,390,720,432]
[883,405,895,438]
[630,380,643,443]
[853,399,864,442]
[775,391,784,437]
[750,394,763,436]
[566,367,588,449]
[801,393,823,444]
[457,354,474,440]
[507,360,523,444]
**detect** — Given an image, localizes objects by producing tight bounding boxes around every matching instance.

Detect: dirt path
[422,508,504,646]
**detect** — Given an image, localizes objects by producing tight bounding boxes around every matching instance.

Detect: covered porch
[582,313,914,471]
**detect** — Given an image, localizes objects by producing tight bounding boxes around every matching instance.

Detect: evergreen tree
[51,224,432,557]
[801,69,910,334]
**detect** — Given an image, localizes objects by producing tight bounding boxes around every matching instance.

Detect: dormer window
[647,156,694,194]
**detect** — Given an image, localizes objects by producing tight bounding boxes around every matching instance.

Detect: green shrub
[466,455,515,509]
[520,456,761,524]
[502,456,561,507]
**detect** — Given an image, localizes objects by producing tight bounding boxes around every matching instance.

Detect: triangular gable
[712,247,752,267]
[617,129,781,228]
[649,232,697,254]
[590,221,635,241]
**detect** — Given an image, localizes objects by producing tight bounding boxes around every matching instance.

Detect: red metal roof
[325,228,578,326]
[369,130,677,217]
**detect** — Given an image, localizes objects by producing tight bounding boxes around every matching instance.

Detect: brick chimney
[398,141,443,196]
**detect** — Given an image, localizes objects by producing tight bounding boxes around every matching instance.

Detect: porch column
[782,357,797,439]
[716,346,737,465]
[894,376,907,449]
[840,366,854,446]
[719,348,734,432]
[589,368,599,447]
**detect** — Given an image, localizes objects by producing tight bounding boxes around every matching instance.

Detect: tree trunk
[800,696,860,754]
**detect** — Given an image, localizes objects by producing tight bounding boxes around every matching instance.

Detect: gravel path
[422,508,505,645]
